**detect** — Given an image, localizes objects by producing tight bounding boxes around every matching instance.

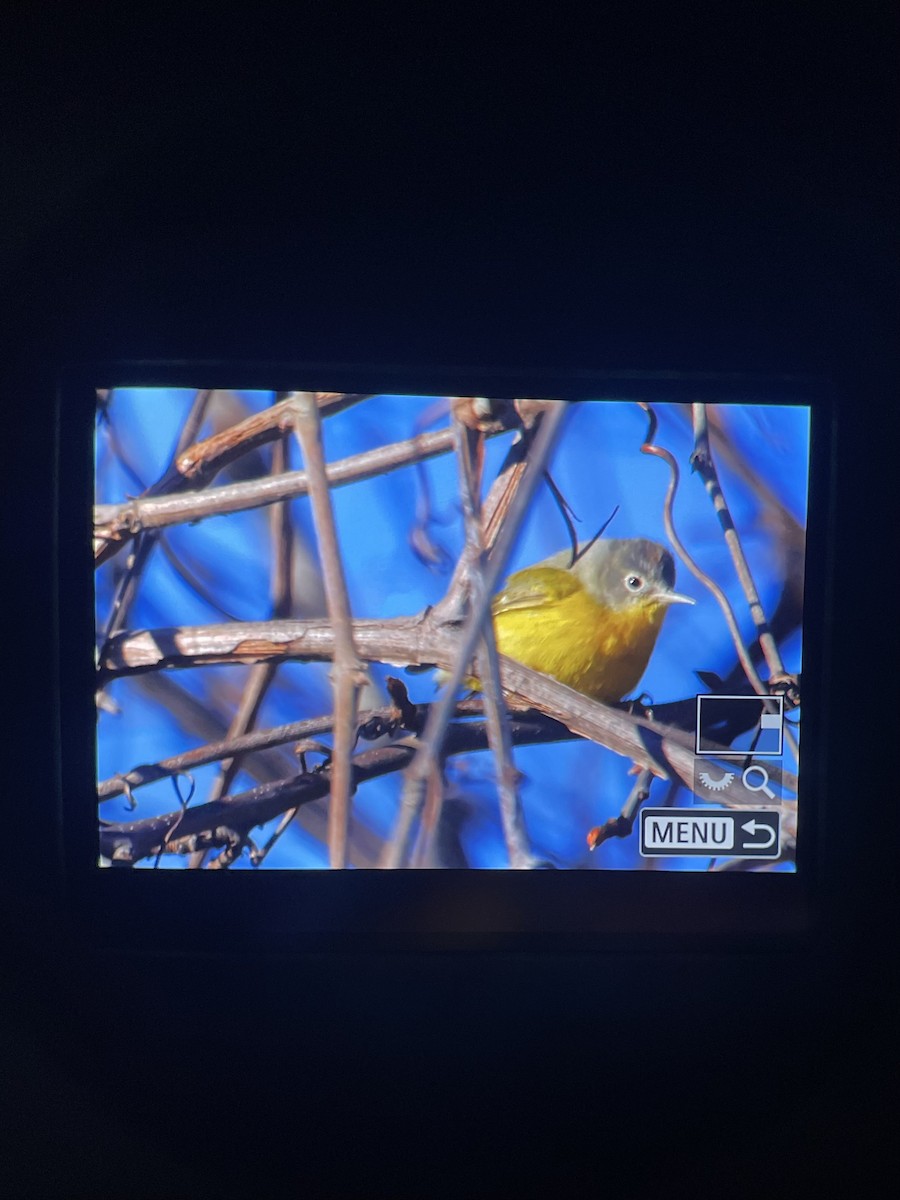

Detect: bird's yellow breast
[493,583,666,703]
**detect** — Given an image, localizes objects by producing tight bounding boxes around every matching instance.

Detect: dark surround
[61,366,831,953]
[2,6,897,1195]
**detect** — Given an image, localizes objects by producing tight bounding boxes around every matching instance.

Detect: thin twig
[690,404,788,681]
[639,402,767,695]
[99,695,485,802]
[453,416,533,868]
[689,403,800,763]
[186,434,295,867]
[173,388,215,457]
[100,693,795,866]
[100,389,215,646]
[586,767,653,850]
[211,435,297,794]
[185,661,279,868]
[99,713,340,800]
[290,392,369,868]
[96,707,581,865]
[222,436,305,866]
[155,534,242,622]
[428,428,535,626]
[119,675,385,867]
[382,401,570,867]
[93,393,371,566]
[677,404,807,663]
[94,426,479,560]
[250,806,300,867]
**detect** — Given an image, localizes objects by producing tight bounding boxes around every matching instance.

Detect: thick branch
[97,615,796,788]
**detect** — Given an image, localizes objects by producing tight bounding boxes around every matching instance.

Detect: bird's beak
[657,589,695,606]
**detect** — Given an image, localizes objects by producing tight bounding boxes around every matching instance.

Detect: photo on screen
[94,391,807,872]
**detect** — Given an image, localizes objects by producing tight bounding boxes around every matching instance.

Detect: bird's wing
[491,566,580,615]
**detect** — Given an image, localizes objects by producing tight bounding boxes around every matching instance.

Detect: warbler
[491,537,694,703]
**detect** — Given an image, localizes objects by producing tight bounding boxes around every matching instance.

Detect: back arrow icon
[740,819,776,849]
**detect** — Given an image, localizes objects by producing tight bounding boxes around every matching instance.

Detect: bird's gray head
[544,537,694,611]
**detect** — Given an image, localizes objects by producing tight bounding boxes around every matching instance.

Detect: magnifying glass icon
[742,765,776,799]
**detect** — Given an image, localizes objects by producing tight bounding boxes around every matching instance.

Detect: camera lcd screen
[93,388,810,878]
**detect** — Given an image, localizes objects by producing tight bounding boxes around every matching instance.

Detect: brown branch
[98,614,445,679]
[98,389,217,691]
[100,690,795,866]
[93,393,371,567]
[174,388,215,456]
[384,400,570,867]
[99,694,479,802]
[99,712,341,800]
[587,767,653,850]
[429,401,562,627]
[290,392,369,868]
[690,403,788,682]
[170,392,370,485]
[639,402,767,695]
[186,434,296,867]
[453,416,533,868]
[93,422,508,565]
[678,404,806,674]
[98,614,797,788]
[98,709,567,864]
[210,439,296,791]
[249,807,299,867]
[115,675,386,865]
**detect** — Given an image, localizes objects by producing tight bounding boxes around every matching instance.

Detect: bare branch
[99,614,444,679]
[429,402,561,626]
[98,694,492,802]
[170,393,369,486]
[185,434,297,868]
[290,392,369,868]
[98,614,795,783]
[693,408,805,701]
[99,712,342,800]
[689,403,794,695]
[112,676,385,866]
[100,690,794,867]
[93,393,371,566]
[639,402,767,695]
[173,388,215,456]
[99,389,216,664]
[98,708,564,865]
[384,400,570,867]
[94,423,510,564]
[586,767,653,850]
[453,415,533,868]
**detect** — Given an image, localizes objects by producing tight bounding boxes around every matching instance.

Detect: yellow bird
[492,537,694,703]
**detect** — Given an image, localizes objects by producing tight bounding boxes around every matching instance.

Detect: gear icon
[697,768,735,792]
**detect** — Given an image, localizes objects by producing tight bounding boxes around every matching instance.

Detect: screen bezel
[58,363,835,954]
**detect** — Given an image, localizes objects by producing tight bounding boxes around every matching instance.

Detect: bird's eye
[625,574,644,591]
